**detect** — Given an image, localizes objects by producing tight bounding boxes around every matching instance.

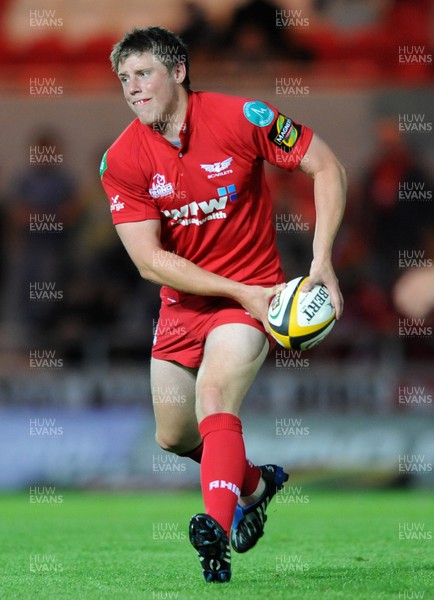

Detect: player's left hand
[301,258,344,320]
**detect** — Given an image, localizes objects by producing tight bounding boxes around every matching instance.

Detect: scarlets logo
[200,157,234,179]
[149,173,175,198]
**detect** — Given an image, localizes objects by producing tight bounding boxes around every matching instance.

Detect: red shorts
[152,287,274,368]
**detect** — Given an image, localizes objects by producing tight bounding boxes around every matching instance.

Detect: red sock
[240,459,261,497]
[199,413,246,536]
[179,441,261,497]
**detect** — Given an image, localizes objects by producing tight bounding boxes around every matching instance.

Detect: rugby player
[101,26,346,583]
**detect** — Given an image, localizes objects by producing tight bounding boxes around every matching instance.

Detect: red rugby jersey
[100,92,313,290]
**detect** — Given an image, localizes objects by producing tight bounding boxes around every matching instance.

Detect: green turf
[0,489,432,599]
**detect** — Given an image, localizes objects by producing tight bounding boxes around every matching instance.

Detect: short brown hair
[110,26,190,91]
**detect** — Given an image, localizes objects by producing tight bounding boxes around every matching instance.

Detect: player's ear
[173,61,186,85]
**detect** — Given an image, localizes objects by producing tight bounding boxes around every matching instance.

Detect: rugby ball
[268,276,336,350]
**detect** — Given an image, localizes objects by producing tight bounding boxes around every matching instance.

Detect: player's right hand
[236,283,286,334]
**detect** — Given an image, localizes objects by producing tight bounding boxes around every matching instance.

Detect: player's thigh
[196,323,269,421]
[151,358,200,452]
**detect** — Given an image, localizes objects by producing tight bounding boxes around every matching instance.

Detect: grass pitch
[0,489,432,599]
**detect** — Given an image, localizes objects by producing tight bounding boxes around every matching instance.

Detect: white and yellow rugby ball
[268,276,336,350]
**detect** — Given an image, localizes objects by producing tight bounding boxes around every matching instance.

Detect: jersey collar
[178,90,195,151]
[140,91,195,151]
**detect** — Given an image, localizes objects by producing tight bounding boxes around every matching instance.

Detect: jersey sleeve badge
[243,101,275,127]
[99,150,108,178]
[268,114,302,153]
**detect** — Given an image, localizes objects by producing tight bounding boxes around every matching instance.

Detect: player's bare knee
[155,432,195,455]
[155,432,180,454]
[196,383,230,419]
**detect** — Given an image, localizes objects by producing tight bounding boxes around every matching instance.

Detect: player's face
[117,52,185,128]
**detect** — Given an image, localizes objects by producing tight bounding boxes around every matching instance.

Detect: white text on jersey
[162,185,238,226]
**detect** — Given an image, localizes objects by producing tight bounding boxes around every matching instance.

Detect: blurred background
[0,0,433,492]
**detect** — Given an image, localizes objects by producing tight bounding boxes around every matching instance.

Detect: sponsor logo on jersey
[162,184,238,226]
[200,157,234,178]
[243,100,274,127]
[268,114,301,152]
[149,173,175,198]
[110,194,125,212]
[99,150,108,178]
